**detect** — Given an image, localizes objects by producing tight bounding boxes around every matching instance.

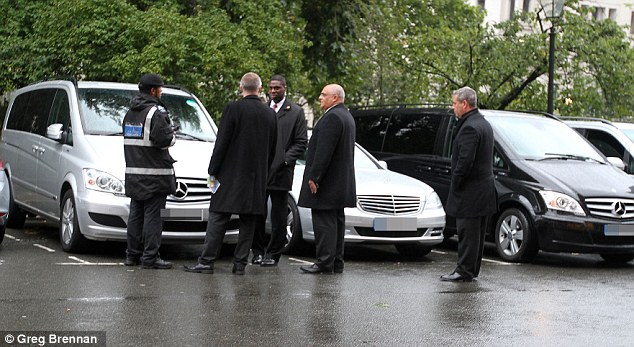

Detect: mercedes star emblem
[172,181,188,200]
[612,201,626,217]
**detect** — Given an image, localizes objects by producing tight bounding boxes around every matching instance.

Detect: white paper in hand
[207,175,221,194]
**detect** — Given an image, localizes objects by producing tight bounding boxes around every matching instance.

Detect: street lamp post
[538,0,565,114]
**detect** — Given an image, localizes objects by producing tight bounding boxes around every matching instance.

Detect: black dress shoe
[300,264,333,274]
[232,264,246,275]
[124,257,140,266]
[260,257,278,267]
[183,263,214,274]
[142,258,173,269]
[440,272,473,282]
[334,266,344,274]
[251,254,263,265]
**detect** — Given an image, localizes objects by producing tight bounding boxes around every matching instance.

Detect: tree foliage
[2,0,634,120]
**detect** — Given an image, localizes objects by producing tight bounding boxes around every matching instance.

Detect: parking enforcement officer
[123,73,176,269]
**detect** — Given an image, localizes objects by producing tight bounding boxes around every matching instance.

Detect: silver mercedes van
[0,80,233,252]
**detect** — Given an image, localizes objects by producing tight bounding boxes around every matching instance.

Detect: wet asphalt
[1,219,634,346]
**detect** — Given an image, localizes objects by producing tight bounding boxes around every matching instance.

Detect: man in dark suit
[298,84,356,274]
[251,75,308,266]
[441,86,497,282]
[184,72,277,275]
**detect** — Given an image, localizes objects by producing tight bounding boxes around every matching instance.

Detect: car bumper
[535,213,634,254]
[300,205,446,246]
[74,190,239,243]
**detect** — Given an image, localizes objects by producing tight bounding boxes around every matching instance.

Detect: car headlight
[83,169,125,195]
[426,191,444,210]
[539,190,585,216]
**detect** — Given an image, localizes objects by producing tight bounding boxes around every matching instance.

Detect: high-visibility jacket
[123,93,176,200]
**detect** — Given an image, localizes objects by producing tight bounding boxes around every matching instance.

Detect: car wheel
[281,196,305,255]
[395,244,432,258]
[494,208,539,263]
[6,180,26,229]
[0,224,5,244]
[60,190,89,252]
[599,253,634,264]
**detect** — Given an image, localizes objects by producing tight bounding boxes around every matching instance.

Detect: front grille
[355,227,426,237]
[167,177,211,203]
[356,195,421,215]
[585,197,634,219]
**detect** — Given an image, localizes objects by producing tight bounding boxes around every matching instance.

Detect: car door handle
[31,145,39,153]
[434,168,450,174]
[416,165,432,173]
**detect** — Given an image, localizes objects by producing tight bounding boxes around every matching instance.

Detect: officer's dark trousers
[252,190,288,260]
[312,208,345,271]
[126,195,167,265]
[455,216,489,279]
[199,212,257,266]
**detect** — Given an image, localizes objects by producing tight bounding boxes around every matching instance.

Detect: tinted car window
[7,89,56,135]
[586,129,625,158]
[383,112,442,155]
[355,113,390,152]
[49,89,73,145]
[78,88,216,141]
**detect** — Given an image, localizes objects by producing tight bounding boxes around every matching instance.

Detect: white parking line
[56,256,121,266]
[287,257,312,265]
[5,234,21,241]
[431,250,447,255]
[481,258,515,265]
[33,244,55,252]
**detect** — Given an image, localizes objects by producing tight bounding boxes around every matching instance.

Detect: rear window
[383,112,443,155]
[6,89,57,135]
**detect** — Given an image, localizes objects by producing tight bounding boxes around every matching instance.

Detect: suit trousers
[455,216,489,278]
[126,195,167,265]
[312,208,345,271]
[252,190,288,260]
[199,211,257,266]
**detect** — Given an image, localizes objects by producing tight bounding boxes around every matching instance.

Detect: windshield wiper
[175,131,207,142]
[539,153,602,163]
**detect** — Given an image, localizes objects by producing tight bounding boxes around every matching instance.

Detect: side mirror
[607,157,626,171]
[46,123,65,142]
[378,160,388,170]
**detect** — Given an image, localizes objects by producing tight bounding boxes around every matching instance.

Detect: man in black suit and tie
[251,74,308,266]
[184,72,277,275]
[298,84,356,274]
[441,86,497,282]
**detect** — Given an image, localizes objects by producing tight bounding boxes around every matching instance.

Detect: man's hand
[308,179,318,194]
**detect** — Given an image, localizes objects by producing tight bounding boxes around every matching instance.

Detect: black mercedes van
[352,106,634,263]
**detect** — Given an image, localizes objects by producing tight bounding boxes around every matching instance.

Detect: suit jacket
[298,103,356,210]
[267,99,308,191]
[208,95,277,215]
[445,108,497,218]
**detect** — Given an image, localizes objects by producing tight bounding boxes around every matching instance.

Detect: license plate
[161,209,208,221]
[604,224,634,236]
[373,217,418,231]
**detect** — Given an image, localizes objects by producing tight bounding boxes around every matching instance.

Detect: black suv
[352,106,634,263]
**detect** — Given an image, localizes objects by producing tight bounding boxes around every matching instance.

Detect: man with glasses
[298,84,356,274]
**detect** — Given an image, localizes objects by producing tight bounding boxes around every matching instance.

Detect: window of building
[609,8,617,21]
[523,0,531,13]
[630,12,634,34]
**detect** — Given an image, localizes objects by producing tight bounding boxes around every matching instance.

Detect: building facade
[467,0,634,33]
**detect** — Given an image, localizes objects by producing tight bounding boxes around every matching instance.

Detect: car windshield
[297,145,381,169]
[487,115,605,162]
[78,88,216,141]
[618,128,634,143]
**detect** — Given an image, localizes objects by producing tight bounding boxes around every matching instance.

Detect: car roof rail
[349,103,451,111]
[29,75,78,87]
[504,109,562,121]
[558,116,614,125]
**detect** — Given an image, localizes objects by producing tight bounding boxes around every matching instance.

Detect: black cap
[138,73,164,91]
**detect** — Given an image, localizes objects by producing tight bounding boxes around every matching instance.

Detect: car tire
[59,190,89,252]
[0,224,5,244]
[599,253,634,264]
[281,196,306,255]
[494,208,539,263]
[395,244,432,258]
[6,179,26,229]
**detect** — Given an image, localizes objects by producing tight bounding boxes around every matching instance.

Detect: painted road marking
[288,257,312,265]
[33,244,55,252]
[5,234,21,241]
[56,256,122,266]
